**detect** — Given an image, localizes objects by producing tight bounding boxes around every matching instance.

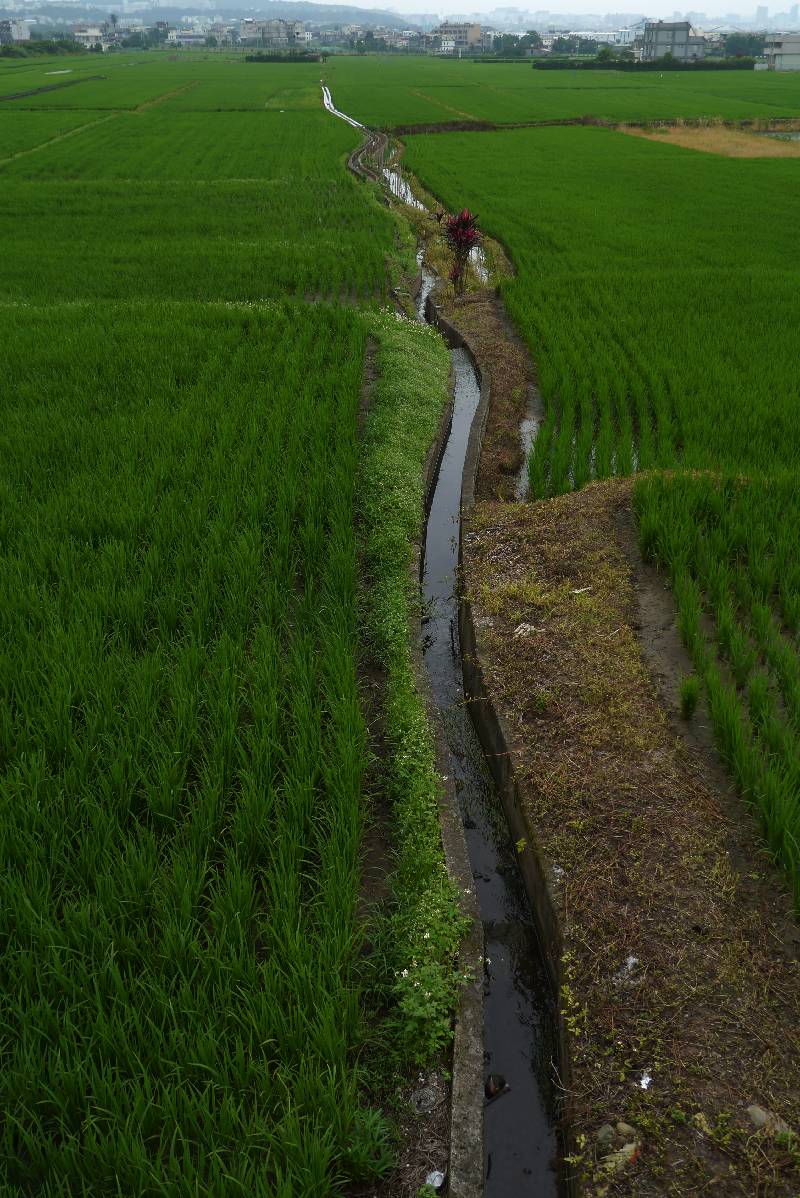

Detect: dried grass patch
[623,124,800,158]
[463,479,800,1196]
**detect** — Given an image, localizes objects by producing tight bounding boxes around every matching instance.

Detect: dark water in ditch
[417,271,559,1196]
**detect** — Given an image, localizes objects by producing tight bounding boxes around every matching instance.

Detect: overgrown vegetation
[358,311,469,1067]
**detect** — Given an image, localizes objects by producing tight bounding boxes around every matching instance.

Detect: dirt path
[0,112,118,166]
[409,89,479,123]
[134,80,200,113]
[462,479,800,1196]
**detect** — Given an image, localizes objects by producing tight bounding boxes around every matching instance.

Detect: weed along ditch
[329,87,562,1196]
[417,304,559,1196]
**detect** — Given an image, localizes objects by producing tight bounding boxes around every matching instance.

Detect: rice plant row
[635,473,800,906]
[0,301,390,1195]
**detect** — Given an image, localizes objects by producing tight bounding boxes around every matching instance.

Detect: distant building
[432,21,482,51]
[756,5,769,23]
[166,29,207,46]
[238,17,305,47]
[71,24,110,48]
[642,20,706,59]
[0,18,29,41]
[765,33,800,66]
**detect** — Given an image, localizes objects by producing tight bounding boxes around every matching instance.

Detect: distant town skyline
[13,0,797,26]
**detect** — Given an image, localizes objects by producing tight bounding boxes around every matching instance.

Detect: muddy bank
[389,115,800,137]
[461,477,800,1196]
[432,292,541,502]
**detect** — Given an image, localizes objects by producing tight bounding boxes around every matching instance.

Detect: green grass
[357,310,468,1066]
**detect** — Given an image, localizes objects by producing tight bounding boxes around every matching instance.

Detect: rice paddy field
[402,116,800,904]
[1,302,376,1194]
[326,53,800,127]
[0,60,399,303]
[0,55,459,1196]
[6,43,800,1195]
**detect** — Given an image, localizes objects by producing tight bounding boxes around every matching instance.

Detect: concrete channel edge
[425,295,577,1198]
[410,303,485,1198]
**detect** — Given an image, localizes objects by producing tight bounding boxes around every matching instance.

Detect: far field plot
[0,85,399,301]
[0,109,101,157]
[326,54,800,126]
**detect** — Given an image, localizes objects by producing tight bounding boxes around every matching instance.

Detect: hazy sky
[366,0,767,20]
[380,1,761,15]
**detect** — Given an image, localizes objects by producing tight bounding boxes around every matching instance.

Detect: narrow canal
[324,87,561,1193]
[416,266,559,1197]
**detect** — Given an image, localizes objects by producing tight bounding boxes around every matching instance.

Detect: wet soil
[462,477,800,1196]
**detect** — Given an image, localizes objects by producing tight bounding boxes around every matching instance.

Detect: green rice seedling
[673,569,706,666]
[0,301,421,1194]
[679,674,701,719]
[728,624,756,689]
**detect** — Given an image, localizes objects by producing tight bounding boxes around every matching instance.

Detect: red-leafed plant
[443,208,480,295]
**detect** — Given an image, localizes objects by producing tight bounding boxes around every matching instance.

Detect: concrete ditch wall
[425,294,577,1198]
[409,310,484,1198]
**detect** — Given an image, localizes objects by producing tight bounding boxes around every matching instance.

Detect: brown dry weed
[623,124,800,157]
[463,479,800,1196]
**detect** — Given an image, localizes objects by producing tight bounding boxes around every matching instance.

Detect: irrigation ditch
[329,82,800,1198]
[328,84,570,1197]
